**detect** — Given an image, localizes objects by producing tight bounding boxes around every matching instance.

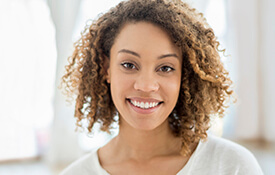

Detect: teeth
[129,100,160,109]
[145,102,149,109]
[140,102,144,108]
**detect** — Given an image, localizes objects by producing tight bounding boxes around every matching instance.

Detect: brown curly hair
[61,0,235,156]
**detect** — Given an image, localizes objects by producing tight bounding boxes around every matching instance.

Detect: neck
[113,118,182,161]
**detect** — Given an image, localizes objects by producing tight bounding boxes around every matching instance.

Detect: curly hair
[61,0,235,156]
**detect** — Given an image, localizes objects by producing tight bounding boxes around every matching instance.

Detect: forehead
[110,21,181,58]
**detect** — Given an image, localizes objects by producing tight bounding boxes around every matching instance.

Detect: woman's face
[108,22,182,131]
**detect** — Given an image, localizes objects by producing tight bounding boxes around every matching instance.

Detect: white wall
[259,0,275,142]
[228,0,275,141]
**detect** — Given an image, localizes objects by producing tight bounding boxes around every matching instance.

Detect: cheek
[161,75,181,97]
[110,71,133,99]
[167,77,181,89]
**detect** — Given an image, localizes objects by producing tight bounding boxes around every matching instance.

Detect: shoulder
[192,134,263,175]
[205,135,257,161]
[59,148,105,175]
[203,134,254,157]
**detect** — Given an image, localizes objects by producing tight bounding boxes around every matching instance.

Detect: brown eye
[159,66,175,73]
[121,62,137,70]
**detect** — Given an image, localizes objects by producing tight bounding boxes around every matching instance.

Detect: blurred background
[0,0,274,174]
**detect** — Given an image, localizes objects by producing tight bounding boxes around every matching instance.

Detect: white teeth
[129,100,160,109]
[140,102,144,108]
[145,102,149,109]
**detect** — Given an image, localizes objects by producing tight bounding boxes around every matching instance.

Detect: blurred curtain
[45,0,82,166]
[0,0,56,160]
[227,0,275,141]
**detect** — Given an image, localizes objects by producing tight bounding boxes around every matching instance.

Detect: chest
[102,156,188,175]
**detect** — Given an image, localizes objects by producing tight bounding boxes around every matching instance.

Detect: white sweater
[60,134,263,175]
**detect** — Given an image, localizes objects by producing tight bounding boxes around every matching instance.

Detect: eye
[158,66,175,73]
[121,62,137,70]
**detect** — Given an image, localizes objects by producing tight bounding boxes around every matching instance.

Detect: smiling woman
[108,22,182,132]
[60,0,263,174]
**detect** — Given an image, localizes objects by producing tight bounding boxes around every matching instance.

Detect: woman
[60,0,263,174]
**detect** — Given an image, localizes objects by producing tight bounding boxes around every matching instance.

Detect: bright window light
[0,0,56,161]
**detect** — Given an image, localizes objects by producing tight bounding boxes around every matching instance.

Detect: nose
[134,72,159,92]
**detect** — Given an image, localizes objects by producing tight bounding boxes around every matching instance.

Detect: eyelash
[121,62,137,70]
[120,62,175,73]
[159,66,175,73]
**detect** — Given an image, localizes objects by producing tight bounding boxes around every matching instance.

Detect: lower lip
[127,100,162,114]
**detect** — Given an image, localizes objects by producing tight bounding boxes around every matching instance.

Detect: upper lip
[127,97,163,103]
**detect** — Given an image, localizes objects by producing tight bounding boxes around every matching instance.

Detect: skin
[99,22,198,175]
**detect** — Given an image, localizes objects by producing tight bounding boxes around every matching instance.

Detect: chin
[126,117,169,132]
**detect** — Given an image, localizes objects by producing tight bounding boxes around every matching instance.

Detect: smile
[129,99,160,109]
[126,98,163,114]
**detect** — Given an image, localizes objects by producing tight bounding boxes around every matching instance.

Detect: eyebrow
[118,49,179,60]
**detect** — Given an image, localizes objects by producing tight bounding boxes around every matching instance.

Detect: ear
[103,55,110,83]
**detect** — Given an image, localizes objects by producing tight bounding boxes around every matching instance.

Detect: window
[0,0,56,161]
